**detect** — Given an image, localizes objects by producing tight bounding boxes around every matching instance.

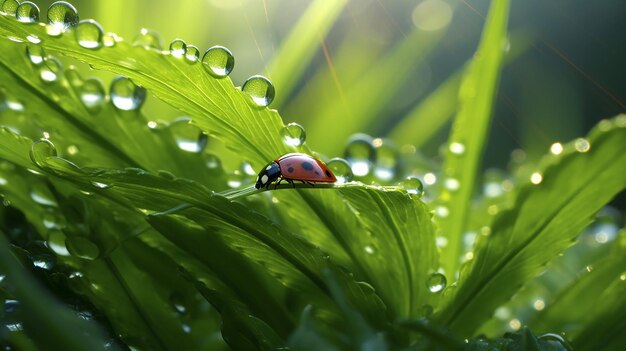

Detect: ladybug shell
[275,153,336,183]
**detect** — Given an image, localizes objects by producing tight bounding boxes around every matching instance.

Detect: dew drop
[169,39,186,58]
[550,142,563,155]
[423,172,437,185]
[43,211,60,228]
[39,56,62,83]
[364,245,375,254]
[65,236,99,260]
[16,1,39,23]
[537,333,570,350]
[75,19,103,49]
[79,78,105,113]
[427,272,447,293]
[399,177,424,197]
[26,44,45,65]
[102,32,119,47]
[227,170,244,188]
[47,229,70,256]
[1,0,19,15]
[65,65,82,87]
[281,122,306,147]
[326,158,353,184]
[530,172,543,185]
[169,117,208,153]
[29,184,57,207]
[26,34,41,43]
[345,134,375,177]
[133,28,161,50]
[27,241,56,270]
[110,76,146,111]
[242,75,275,107]
[574,138,590,153]
[444,177,460,191]
[47,1,79,33]
[30,138,57,167]
[170,294,188,315]
[184,45,200,63]
[435,206,449,218]
[205,153,222,170]
[202,45,235,78]
[373,139,398,182]
[449,142,466,155]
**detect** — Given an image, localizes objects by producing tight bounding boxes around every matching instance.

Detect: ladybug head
[255,161,281,189]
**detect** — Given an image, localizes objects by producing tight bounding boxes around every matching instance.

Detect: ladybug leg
[274,178,282,190]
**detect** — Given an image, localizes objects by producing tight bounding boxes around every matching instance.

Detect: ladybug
[255,153,337,189]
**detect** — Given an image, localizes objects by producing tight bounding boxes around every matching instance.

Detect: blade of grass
[437,0,511,276]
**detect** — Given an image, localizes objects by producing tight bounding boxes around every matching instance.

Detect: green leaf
[437,0,511,276]
[437,117,626,337]
[0,233,117,350]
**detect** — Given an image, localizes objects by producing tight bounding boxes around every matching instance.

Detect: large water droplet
[205,153,222,171]
[574,138,590,153]
[133,28,161,50]
[202,45,234,78]
[75,19,103,49]
[29,183,57,206]
[242,75,274,107]
[169,39,186,58]
[537,333,571,351]
[110,76,146,111]
[449,141,466,155]
[345,134,375,177]
[373,139,399,182]
[47,1,79,33]
[185,45,200,63]
[102,32,119,47]
[30,138,57,167]
[427,272,446,293]
[16,1,40,23]
[79,78,105,113]
[281,122,306,147]
[169,117,208,153]
[26,44,45,65]
[65,236,99,260]
[1,0,19,15]
[39,56,62,83]
[47,229,70,256]
[27,241,56,270]
[400,177,424,197]
[327,158,353,184]
[65,65,82,87]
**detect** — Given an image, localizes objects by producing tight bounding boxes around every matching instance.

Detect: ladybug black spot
[301,161,314,171]
[325,170,332,177]
[314,171,320,175]
[287,167,294,173]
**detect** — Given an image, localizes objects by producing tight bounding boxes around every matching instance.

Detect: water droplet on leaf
[281,122,306,147]
[373,139,399,182]
[327,158,353,184]
[184,45,200,63]
[102,32,118,47]
[400,177,424,197]
[574,138,590,152]
[110,76,146,111]
[427,272,446,293]
[1,0,19,15]
[242,75,274,107]
[16,1,40,23]
[205,154,222,170]
[75,19,103,49]
[133,28,161,50]
[79,78,105,113]
[39,56,62,83]
[26,44,45,65]
[169,39,186,58]
[202,45,234,78]
[449,141,465,155]
[345,134,375,177]
[30,138,57,167]
[47,229,70,256]
[47,1,79,33]
[169,117,208,153]
[65,236,100,260]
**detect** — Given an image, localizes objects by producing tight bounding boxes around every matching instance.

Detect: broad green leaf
[0,233,116,351]
[267,0,347,107]
[436,117,626,336]
[0,15,287,168]
[530,229,626,338]
[437,0,511,276]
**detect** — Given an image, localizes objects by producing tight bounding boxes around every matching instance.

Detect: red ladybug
[255,153,337,189]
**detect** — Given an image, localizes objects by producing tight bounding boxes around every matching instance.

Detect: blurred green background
[32,0,626,168]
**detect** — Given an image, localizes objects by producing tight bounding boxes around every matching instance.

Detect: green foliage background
[0,0,625,350]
